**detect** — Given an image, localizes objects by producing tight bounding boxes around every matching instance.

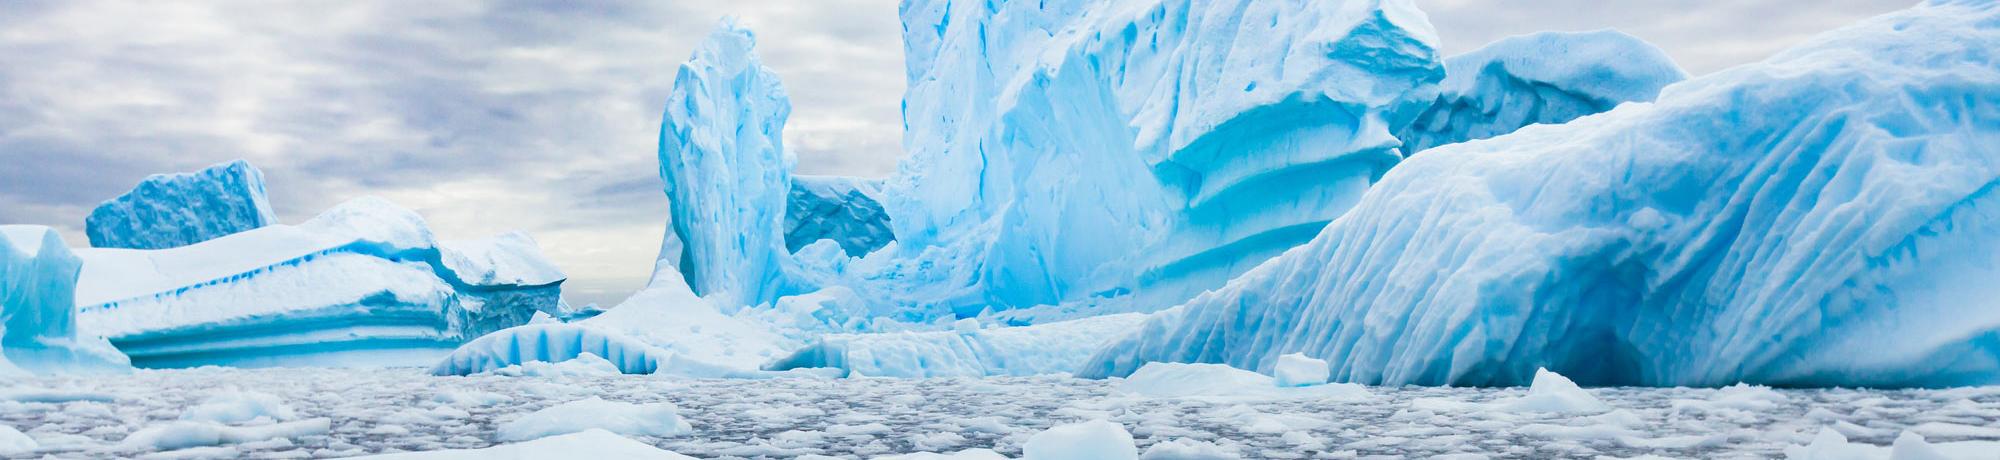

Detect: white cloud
[0,0,1915,306]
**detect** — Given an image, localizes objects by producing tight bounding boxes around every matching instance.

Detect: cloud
[0,0,1916,306]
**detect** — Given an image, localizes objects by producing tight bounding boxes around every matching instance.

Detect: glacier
[74,197,565,368]
[1081,0,2000,388]
[655,18,802,309]
[785,175,894,257]
[1395,29,1686,154]
[86,160,278,250]
[0,226,129,374]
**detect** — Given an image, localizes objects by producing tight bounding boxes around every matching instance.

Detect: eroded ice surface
[785,176,894,258]
[1395,29,1685,154]
[86,160,278,251]
[0,368,1996,459]
[1083,0,2000,388]
[0,226,128,375]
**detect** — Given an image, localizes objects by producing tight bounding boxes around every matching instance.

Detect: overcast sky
[0,0,1911,306]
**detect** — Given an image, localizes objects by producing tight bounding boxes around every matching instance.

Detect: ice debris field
[3,0,1999,458]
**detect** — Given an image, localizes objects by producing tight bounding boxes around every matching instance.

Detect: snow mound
[1398,29,1686,153]
[766,314,1147,378]
[496,397,692,442]
[1272,353,1330,387]
[118,418,329,452]
[352,429,696,460]
[180,390,296,424]
[86,159,276,250]
[1784,428,2000,460]
[655,18,802,308]
[1022,420,1138,460]
[1082,1,2000,388]
[1498,368,1611,414]
[786,175,894,257]
[0,225,130,375]
[75,197,563,368]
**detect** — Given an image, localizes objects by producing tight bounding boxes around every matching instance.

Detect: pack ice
[1082,0,2000,388]
[86,160,278,250]
[74,196,566,368]
[0,226,129,374]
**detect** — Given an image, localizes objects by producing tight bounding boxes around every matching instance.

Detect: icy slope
[656,19,800,308]
[785,175,894,257]
[75,197,565,368]
[1083,0,2000,388]
[1396,30,1685,154]
[86,160,277,250]
[0,226,129,374]
[864,0,1448,315]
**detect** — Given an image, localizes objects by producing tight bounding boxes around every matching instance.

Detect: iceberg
[1082,0,2000,388]
[832,0,1450,318]
[765,314,1146,378]
[0,226,129,374]
[75,197,565,368]
[1396,29,1686,154]
[785,175,894,257]
[433,264,799,377]
[86,160,278,250]
[655,19,801,309]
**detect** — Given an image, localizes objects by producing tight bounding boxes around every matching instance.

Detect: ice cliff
[75,197,566,368]
[1081,0,2000,388]
[655,19,801,309]
[86,160,278,250]
[0,226,129,374]
[1396,29,1686,153]
[785,175,894,257]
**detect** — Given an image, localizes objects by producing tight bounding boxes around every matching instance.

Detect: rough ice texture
[1396,29,1686,154]
[765,314,1147,378]
[86,160,277,250]
[433,264,800,378]
[856,0,1445,317]
[1082,1,2000,388]
[785,175,894,257]
[656,19,800,308]
[74,197,565,368]
[0,226,130,374]
[495,397,692,442]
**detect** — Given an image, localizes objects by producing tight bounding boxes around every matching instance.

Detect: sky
[0,0,1911,307]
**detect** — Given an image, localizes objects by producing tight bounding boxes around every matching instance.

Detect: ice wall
[0,226,129,374]
[785,175,894,257]
[655,19,799,308]
[86,160,278,250]
[874,0,1446,314]
[1082,0,2000,388]
[1397,30,1686,153]
[75,197,565,368]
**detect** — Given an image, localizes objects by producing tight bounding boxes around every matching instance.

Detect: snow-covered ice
[85,160,277,251]
[0,367,1993,458]
[74,197,564,368]
[768,314,1148,378]
[494,397,691,442]
[1083,0,2000,388]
